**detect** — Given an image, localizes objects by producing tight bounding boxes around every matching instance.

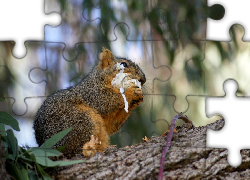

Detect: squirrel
[33,48,146,158]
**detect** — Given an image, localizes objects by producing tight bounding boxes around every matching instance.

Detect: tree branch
[49,119,250,179]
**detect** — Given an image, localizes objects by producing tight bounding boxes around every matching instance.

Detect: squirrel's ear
[99,47,115,69]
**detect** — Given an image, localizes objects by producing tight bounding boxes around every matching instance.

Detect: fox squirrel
[33,48,146,158]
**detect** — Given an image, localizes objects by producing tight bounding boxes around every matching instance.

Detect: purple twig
[158,113,192,180]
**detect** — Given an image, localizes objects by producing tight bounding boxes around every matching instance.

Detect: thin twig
[158,113,193,180]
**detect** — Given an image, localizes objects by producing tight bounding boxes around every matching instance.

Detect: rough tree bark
[49,119,250,179]
[0,136,9,180]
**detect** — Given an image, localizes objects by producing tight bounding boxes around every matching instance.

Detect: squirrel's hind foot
[82,135,101,157]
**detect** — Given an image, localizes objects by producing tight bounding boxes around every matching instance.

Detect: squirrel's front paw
[134,87,143,99]
[131,87,143,105]
[134,87,143,95]
[123,85,144,109]
[82,135,101,157]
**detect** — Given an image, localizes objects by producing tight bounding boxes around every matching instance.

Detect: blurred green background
[0,0,248,148]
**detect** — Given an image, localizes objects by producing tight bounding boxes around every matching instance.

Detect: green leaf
[29,154,52,180]
[19,148,33,161]
[20,167,29,180]
[56,159,86,167]
[5,153,15,161]
[6,129,18,160]
[0,112,20,131]
[43,175,54,180]
[27,169,38,180]
[40,127,72,148]
[30,147,60,157]
[0,123,5,136]
[19,156,34,164]
[6,161,23,180]
[35,156,60,167]
[35,155,85,167]
[19,158,34,169]
[0,98,5,101]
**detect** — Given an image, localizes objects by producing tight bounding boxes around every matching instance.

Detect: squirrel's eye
[121,62,127,67]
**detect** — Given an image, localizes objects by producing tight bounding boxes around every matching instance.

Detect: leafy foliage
[0,102,85,180]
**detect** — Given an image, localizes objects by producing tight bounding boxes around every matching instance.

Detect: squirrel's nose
[140,74,146,85]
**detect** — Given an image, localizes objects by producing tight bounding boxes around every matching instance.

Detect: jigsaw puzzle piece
[29,42,94,95]
[0,96,39,147]
[82,0,208,41]
[2,97,47,147]
[0,42,46,116]
[185,96,221,126]
[207,0,250,41]
[0,0,60,58]
[45,0,115,61]
[140,95,176,137]
[204,24,250,97]
[0,79,45,146]
[153,22,206,113]
[206,79,250,167]
[110,95,176,147]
